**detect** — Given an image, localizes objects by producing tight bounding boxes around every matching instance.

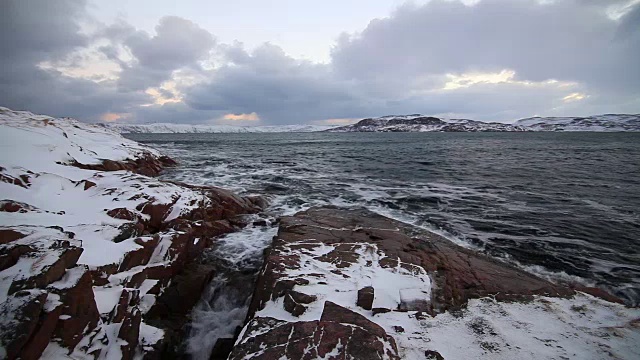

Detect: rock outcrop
[231,301,400,360]
[232,207,640,359]
[0,108,264,359]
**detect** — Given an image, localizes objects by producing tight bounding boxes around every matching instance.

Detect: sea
[128,131,640,358]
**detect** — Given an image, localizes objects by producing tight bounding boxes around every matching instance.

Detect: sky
[0,0,638,125]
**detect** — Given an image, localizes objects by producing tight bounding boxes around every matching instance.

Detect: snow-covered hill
[101,123,337,134]
[326,115,529,132]
[513,114,640,132]
[98,114,640,134]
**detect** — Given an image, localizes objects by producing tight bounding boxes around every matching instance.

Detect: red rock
[230,302,400,360]
[89,263,119,286]
[71,152,176,177]
[51,269,100,349]
[289,290,316,304]
[139,202,172,231]
[0,201,24,213]
[0,244,34,271]
[0,290,48,360]
[0,229,26,244]
[126,264,173,289]
[9,246,83,294]
[109,289,139,323]
[107,207,138,221]
[357,286,374,310]
[118,309,142,360]
[392,326,405,333]
[0,173,29,188]
[103,159,123,171]
[283,293,307,316]
[258,207,576,315]
[146,264,215,319]
[79,180,97,190]
[118,236,160,272]
[372,307,391,316]
[320,301,388,338]
[20,298,63,360]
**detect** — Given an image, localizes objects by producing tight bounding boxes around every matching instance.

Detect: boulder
[357,286,374,310]
[425,350,445,360]
[283,290,316,317]
[230,302,400,360]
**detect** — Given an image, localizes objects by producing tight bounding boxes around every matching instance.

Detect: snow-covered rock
[232,207,640,360]
[327,115,530,132]
[102,122,338,134]
[514,114,640,131]
[0,107,262,359]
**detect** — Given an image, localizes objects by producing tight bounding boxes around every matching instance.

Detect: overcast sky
[1,0,638,125]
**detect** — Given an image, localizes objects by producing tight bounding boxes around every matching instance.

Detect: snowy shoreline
[0,107,263,359]
[1,107,639,359]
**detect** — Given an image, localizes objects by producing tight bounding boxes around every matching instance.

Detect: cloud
[0,0,150,121]
[112,16,216,91]
[0,0,638,125]
[331,0,639,93]
[182,0,639,123]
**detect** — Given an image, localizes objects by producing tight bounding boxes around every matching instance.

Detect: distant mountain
[327,114,640,132]
[326,115,529,132]
[513,114,640,132]
[101,114,640,134]
[100,123,337,134]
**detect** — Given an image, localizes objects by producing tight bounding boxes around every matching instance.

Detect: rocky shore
[1,107,639,360]
[0,108,263,359]
[231,207,640,359]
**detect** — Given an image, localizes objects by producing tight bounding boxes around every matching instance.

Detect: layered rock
[232,207,640,359]
[0,108,263,359]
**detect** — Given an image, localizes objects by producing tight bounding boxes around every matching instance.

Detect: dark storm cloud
[116,16,216,91]
[184,43,368,123]
[0,0,87,64]
[0,0,638,124]
[0,0,149,120]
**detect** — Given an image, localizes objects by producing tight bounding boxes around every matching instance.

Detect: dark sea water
[129,132,640,306]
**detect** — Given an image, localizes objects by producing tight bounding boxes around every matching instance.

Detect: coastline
[0,107,638,359]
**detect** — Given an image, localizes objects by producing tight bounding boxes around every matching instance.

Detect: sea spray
[185,224,277,359]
